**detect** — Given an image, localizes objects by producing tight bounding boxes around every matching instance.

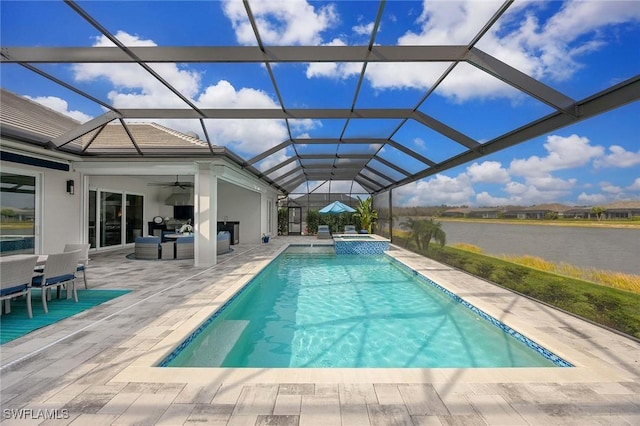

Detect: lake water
[394,220,640,275]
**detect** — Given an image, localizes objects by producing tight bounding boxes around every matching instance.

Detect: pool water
[164,246,567,368]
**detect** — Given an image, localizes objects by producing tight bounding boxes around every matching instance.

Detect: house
[563,206,594,219]
[602,201,640,219]
[467,207,504,219]
[0,89,279,266]
[441,207,471,218]
[503,203,571,219]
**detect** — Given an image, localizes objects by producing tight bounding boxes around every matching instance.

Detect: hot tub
[332,234,390,255]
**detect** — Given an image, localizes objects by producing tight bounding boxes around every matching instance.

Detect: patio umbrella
[318,200,356,214]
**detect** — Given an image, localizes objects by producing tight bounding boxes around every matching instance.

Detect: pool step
[206,320,249,365]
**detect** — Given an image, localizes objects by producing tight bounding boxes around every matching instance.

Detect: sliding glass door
[91,189,144,248]
[125,194,143,243]
[100,191,122,247]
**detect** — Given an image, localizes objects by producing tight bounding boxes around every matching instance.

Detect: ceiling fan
[147,175,194,190]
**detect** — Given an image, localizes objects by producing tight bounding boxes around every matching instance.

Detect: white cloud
[73,32,201,103]
[594,145,640,168]
[222,0,338,45]
[413,138,426,149]
[466,161,510,184]
[509,134,604,177]
[600,181,623,194]
[353,22,374,36]
[475,191,515,207]
[503,181,570,204]
[577,192,608,204]
[395,173,475,206]
[24,95,93,123]
[628,178,640,191]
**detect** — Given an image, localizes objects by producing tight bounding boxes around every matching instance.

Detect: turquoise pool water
[163,246,570,368]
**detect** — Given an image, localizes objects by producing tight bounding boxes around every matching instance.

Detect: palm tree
[353,196,378,234]
[401,218,446,251]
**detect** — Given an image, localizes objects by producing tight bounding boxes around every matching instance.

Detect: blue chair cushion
[176,236,194,244]
[217,231,230,241]
[0,284,28,296]
[32,273,75,287]
[135,236,161,244]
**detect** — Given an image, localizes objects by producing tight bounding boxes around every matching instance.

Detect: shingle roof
[0,89,79,140]
[1,89,216,156]
[602,200,640,210]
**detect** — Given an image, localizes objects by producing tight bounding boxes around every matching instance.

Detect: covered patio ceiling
[1,0,638,197]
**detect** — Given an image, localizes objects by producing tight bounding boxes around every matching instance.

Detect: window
[0,172,36,255]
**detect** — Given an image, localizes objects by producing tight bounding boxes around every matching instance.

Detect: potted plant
[262,233,270,243]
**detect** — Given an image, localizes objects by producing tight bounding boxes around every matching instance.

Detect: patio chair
[31,250,81,314]
[64,243,90,288]
[1,255,39,318]
[317,225,331,239]
[175,236,194,259]
[135,236,161,259]
[344,225,358,234]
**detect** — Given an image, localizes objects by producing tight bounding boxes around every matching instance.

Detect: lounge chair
[344,225,357,234]
[64,243,90,288]
[135,236,161,259]
[317,225,331,239]
[31,250,81,314]
[1,255,38,318]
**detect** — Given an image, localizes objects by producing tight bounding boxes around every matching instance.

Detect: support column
[388,189,393,242]
[195,163,217,267]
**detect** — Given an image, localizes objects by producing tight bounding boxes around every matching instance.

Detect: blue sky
[1,0,639,207]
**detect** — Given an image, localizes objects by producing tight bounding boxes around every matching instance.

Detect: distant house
[441,207,470,218]
[602,201,640,219]
[467,207,504,219]
[563,206,593,219]
[504,203,571,219]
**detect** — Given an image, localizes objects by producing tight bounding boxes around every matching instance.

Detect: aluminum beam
[114,108,416,119]
[466,47,576,114]
[245,140,291,166]
[51,111,120,147]
[411,111,481,150]
[0,45,469,64]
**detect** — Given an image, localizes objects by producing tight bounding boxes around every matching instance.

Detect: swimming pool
[161,246,571,368]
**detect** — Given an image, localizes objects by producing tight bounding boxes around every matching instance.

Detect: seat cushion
[32,274,75,287]
[0,284,28,297]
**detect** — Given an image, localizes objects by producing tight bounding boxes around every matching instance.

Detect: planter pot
[262,236,270,243]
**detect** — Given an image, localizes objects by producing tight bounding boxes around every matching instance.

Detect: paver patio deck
[1,236,638,425]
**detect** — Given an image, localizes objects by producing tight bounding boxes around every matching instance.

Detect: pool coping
[112,243,632,385]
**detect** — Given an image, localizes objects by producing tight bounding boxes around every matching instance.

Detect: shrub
[306,210,320,235]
